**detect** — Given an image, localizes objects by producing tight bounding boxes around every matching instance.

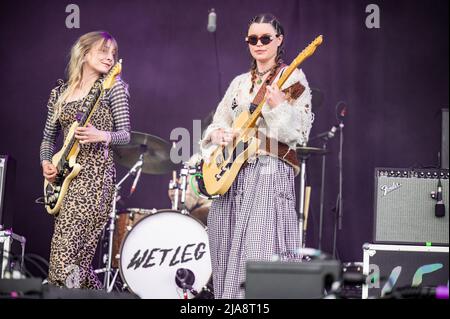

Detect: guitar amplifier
[373,168,449,245]
[0,156,16,229]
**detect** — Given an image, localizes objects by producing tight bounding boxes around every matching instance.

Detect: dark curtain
[0,0,448,268]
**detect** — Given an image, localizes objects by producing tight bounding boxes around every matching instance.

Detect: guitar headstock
[102,59,122,89]
[292,35,323,68]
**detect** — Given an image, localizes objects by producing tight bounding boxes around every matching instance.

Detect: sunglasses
[245,34,279,46]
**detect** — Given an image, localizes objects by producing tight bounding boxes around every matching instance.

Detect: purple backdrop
[0,0,448,272]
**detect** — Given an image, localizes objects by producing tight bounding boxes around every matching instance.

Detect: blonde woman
[40,31,130,289]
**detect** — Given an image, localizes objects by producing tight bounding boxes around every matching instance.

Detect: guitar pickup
[215,165,230,181]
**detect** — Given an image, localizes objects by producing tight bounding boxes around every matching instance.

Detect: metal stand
[179,163,190,214]
[318,141,327,251]
[169,162,198,215]
[99,154,143,292]
[309,125,337,251]
[0,227,26,279]
[169,171,179,211]
[297,152,308,252]
[332,122,344,259]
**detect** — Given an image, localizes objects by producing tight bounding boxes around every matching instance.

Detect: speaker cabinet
[245,260,341,299]
[374,168,449,245]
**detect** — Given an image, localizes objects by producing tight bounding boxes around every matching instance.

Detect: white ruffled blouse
[200,67,314,160]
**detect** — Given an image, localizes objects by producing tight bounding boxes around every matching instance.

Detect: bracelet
[104,131,112,145]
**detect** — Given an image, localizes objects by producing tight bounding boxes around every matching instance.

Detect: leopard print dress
[47,96,116,289]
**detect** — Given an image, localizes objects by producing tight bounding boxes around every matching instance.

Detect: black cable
[24,253,50,268]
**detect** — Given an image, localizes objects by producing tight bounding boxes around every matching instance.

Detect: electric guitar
[202,36,323,196]
[43,59,122,215]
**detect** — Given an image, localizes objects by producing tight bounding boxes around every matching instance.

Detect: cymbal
[112,131,176,174]
[296,146,328,156]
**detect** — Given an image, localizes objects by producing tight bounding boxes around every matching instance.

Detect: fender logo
[380,182,401,196]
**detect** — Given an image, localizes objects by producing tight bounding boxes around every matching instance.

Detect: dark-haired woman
[200,14,314,299]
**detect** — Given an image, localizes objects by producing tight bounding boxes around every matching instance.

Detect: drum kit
[97,131,328,299]
[96,131,213,299]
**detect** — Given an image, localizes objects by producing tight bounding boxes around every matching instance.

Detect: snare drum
[119,209,212,299]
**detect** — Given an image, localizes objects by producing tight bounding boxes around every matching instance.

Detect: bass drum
[119,209,212,299]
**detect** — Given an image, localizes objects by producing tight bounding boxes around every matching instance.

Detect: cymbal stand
[101,154,143,292]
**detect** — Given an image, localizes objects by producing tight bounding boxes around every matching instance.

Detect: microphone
[310,125,337,142]
[435,178,445,217]
[207,8,217,32]
[336,101,348,122]
[130,166,142,195]
[130,156,143,195]
[326,125,337,139]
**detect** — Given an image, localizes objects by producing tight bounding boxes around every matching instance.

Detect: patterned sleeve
[40,86,62,165]
[107,78,131,145]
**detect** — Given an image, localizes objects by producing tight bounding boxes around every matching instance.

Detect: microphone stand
[332,122,344,259]
[208,8,222,100]
[309,127,336,251]
[212,30,222,99]
[318,139,328,251]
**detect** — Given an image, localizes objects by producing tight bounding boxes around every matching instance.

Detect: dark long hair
[248,14,285,93]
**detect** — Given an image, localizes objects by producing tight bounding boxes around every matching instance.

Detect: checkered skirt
[207,155,300,299]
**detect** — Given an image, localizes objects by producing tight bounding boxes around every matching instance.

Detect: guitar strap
[249,63,287,114]
[248,63,302,176]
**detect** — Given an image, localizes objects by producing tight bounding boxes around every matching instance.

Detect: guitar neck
[58,82,105,168]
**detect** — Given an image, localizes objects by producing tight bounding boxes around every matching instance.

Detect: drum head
[119,210,211,299]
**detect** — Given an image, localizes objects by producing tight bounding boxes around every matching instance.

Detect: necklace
[255,68,272,85]
[256,68,271,77]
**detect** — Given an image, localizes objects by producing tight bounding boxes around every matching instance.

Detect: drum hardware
[180,163,202,213]
[98,131,176,292]
[112,131,176,175]
[169,161,216,213]
[100,154,144,292]
[169,171,180,210]
[295,145,328,253]
[100,132,214,297]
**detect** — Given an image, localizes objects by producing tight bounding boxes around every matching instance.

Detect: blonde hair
[52,31,118,121]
